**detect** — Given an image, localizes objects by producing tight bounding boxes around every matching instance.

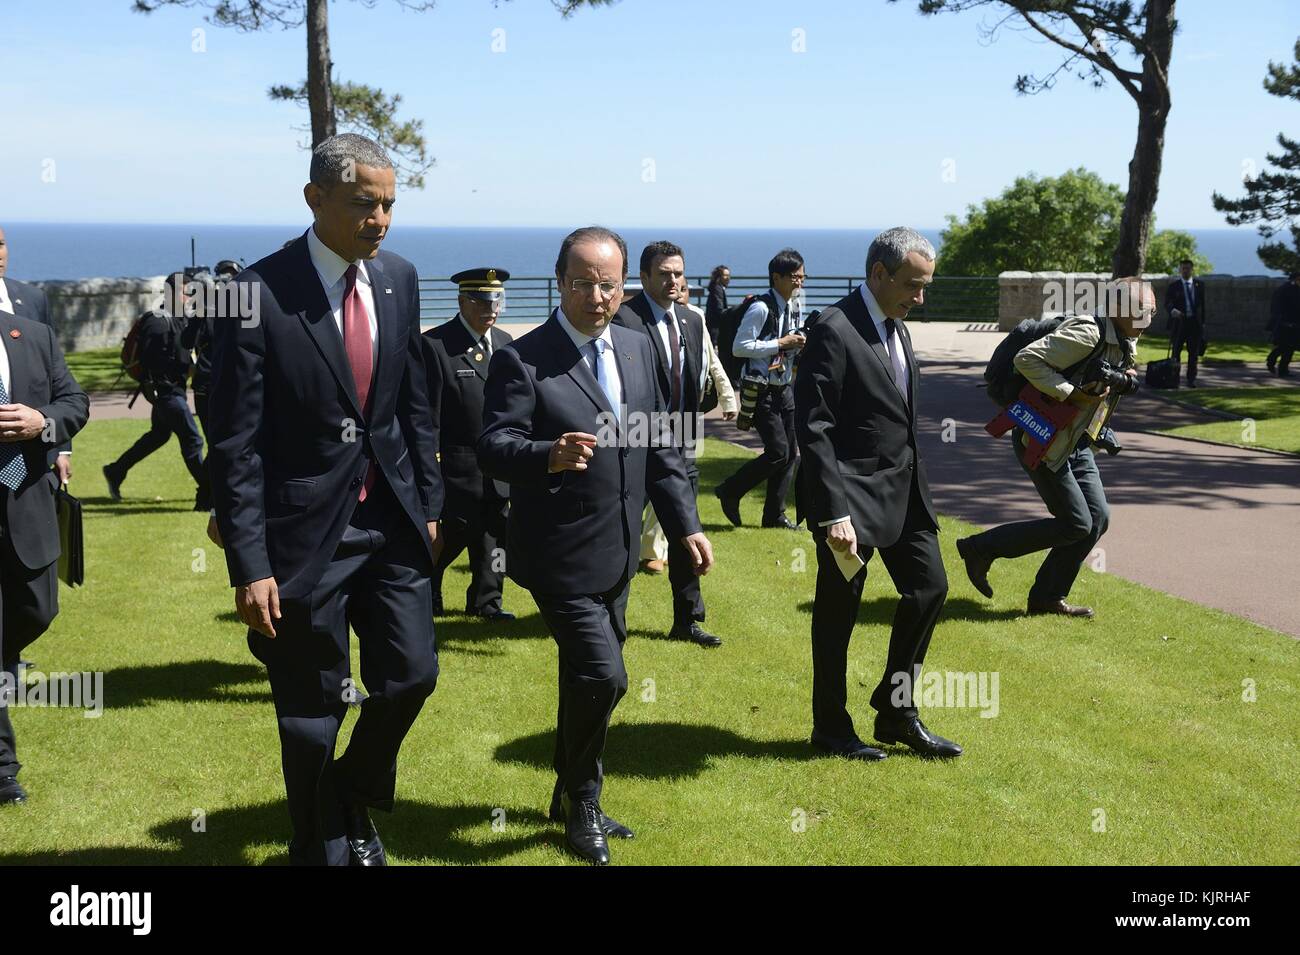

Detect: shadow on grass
[495,721,816,780]
[101,659,273,708]
[793,595,1020,625]
[0,800,556,865]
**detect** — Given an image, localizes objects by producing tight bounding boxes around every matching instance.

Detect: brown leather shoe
[639,559,666,575]
[1026,598,1094,618]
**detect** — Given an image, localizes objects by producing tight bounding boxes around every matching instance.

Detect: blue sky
[2,0,1295,228]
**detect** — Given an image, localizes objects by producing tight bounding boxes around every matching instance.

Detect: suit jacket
[207,234,443,598]
[1165,277,1206,324]
[477,312,700,595]
[613,292,703,449]
[2,279,51,329]
[793,290,937,549]
[421,316,512,517]
[0,315,89,569]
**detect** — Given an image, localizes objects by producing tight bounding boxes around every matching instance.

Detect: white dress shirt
[556,307,622,415]
[458,314,491,357]
[861,283,910,401]
[0,278,14,315]
[0,329,10,401]
[642,294,688,408]
[306,226,378,361]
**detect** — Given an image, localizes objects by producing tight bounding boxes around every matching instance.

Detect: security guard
[421,268,515,620]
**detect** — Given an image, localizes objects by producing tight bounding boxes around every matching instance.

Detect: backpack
[983,313,1108,407]
[717,292,777,386]
[117,310,182,405]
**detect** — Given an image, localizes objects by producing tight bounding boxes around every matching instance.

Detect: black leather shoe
[102,465,123,502]
[715,489,742,527]
[762,514,798,530]
[550,789,634,840]
[810,730,887,761]
[475,607,516,622]
[873,715,962,759]
[562,794,611,865]
[0,776,28,805]
[669,622,722,648]
[342,802,387,866]
[956,536,994,599]
[1027,598,1094,618]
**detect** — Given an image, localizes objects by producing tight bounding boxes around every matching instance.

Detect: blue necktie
[588,339,619,423]
[0,370,29,491]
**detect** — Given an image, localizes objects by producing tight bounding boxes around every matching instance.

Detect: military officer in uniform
[422,268,516,621]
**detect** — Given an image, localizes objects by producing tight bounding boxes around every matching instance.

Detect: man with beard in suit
[422,268,515,621]
[614,241,721,647]
[794,227,959,763]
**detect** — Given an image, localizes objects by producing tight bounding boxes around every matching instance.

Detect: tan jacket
[1013,313,1136,471]
[701,322,738,415]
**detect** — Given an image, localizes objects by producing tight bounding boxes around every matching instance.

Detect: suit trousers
[0,487,61,778]
[533,578,631,803]
[968,435,1109,604]
[432,490,508,614]
[248,477,438,866]
[664,462,705,628]
[810,481,948,738]
[1170,317,1203,383]
[718,384,797,524]
[110,392,211,507]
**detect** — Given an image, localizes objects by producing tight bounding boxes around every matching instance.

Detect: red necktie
[343,264,376,501]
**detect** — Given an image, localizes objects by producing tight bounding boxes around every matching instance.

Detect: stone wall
[998,271,1282,342]
[29,276,167,352]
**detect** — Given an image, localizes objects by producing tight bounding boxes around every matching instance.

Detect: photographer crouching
[956,277,1152,619]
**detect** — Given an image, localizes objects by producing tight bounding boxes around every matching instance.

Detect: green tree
[938,168,1211,274]
[906,1,1178,277]
[1212,38,1300,274]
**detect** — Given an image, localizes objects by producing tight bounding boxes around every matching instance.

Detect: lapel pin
[9,329,20,339]
[475,353,483,362]
[384,288,393,294]
[14,299,22,306]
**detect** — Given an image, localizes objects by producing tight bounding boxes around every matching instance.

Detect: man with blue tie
[1165,259,1207,387]
[0,304,89,805]
[478,226,712,865]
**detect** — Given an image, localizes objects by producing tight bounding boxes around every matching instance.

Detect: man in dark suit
[1267,271,1300,377]
[0,225,73,485]
[478,226,712,865]
[1165,259,1207,387]
[422,267,515,621]
[794,227,959,762]
[614,241,721,648]
[208,134,443,866]
[0,312,90,805]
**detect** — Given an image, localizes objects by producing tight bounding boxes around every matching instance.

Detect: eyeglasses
[569,279,622,299]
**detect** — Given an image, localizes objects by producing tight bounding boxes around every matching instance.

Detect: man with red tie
[207,134,444,866]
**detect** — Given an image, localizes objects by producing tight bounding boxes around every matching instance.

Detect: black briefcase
[1145,340,1180,390]
[56,484,85,587]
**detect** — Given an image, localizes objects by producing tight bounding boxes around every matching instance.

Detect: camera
[1092,426,1123,455]
[1081,357,1139,396]
[735,375,767,431]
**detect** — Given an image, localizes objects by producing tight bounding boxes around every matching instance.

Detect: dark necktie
[1186,281,1194,313]
[883,318,908,402]
[343,265,375,501]
[665,310,682,411]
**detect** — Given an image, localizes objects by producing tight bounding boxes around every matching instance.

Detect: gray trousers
[968,433,1110,604]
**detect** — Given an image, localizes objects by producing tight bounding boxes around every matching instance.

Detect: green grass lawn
[66,346,133,394]
[1156,384,1300,454]
[4,423,1297,865]
[1135,334,1273,367]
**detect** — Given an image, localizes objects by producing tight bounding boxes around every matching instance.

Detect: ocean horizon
[1,222,1284,284]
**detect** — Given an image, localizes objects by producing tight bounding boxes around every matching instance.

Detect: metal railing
[418,275,999,325]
